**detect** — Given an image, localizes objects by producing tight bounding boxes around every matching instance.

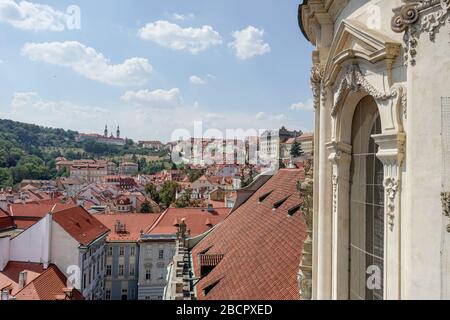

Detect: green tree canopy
[290,141,304,158]
[159,181,180,208]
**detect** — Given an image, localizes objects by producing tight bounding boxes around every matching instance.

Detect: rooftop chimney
[18,271,27,290]
[1,289,10,300]
[207,203,214,213]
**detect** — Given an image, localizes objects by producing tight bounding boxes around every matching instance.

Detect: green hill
[0,119,170,188]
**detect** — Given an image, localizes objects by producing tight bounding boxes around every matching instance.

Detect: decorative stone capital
[373,132,407,167]
[326,141,352,165]
[310,59,324,110]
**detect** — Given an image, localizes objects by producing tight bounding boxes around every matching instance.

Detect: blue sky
[0,0,314,142]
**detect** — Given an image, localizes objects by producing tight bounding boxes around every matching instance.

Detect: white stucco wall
[50,221,79,281]
[403,19,450,300]
[9,215,50,265]
[0,237,10,271]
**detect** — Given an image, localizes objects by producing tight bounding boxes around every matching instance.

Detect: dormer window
[273,195,291,210]
[258,191,273,204]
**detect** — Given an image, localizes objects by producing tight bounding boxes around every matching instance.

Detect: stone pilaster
[326,141,352,300]
[373,132,406,299]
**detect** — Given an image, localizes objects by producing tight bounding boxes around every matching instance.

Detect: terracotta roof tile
[96,213,161,242]
[147,207,230,237]
[52,206,109,246]
[191,169,306,300]
[14,265,83,300]
[0,262,46,296]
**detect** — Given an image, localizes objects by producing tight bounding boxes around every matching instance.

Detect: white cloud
[21,41,152,86]
[10,92,108,130]
[121,88,182,108]
[256,112,267,120]
[290,99,314,111]
[255,112,286,123]
[171,13,195,21]
[189,75,206,85]
[138,20,223,54]
[0,0,68,31]
[5,92,307,142]
[229,26,271,60]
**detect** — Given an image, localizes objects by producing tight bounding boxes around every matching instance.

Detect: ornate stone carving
[392,0,450,65]
[442,192,450,217]
[331,64,396,117]
[310,63,324,110]
[297,160,313,300]
[384,177,399,230]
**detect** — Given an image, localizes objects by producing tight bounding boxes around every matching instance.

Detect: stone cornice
[298,0,349,45]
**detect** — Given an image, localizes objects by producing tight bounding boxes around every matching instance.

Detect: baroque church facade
[298,0,450,299]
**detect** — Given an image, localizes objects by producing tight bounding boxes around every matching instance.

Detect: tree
[145,183,160,204]
[0,168,13,189]
[290,141,304,158]
[140,201,153,213]
[175,189,192,208]
[159,181,180,208]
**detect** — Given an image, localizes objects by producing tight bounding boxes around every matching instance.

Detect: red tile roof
[96,213,161,242]
[191,169,306,300]
[8,203,77,230]
[146,207,230,238]
[0,209,14,231]
[9,203,75,218]
[52,206,109,246]
[0,262,45,296]
[10,264,83,300]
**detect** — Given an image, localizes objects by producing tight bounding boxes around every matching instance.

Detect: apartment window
[107,246,113,256]
[145,269,151,280]
[97,260,100,275]
[88,269,91,285]
[106,265,112,276]
[119,265,124,277]
[119,246,125,256]
[83,273,87,288]
[105,290,111,300]
[129,264,135,276]
[158,249,164,260]
[130,246,136,256]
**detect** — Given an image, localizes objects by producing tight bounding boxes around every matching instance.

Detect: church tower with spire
[116,125,120,139]
[104,124,108,137]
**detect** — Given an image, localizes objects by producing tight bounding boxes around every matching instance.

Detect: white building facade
[299,0,450,300]
[137,234,176,300]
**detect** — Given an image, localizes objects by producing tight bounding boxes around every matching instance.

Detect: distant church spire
[116,125,120,139]
[104,124,108,137]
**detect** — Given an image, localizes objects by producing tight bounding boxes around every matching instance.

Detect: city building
[76,125,126,146]
[119,162,139,176]
[95,214,161,300]
[70,163,108,183]
[299,0,450,299]
[138,206,229,300]
[0,206,109,300]
[281,133,314,161]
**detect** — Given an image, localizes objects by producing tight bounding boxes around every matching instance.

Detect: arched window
[349,96,384,300]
